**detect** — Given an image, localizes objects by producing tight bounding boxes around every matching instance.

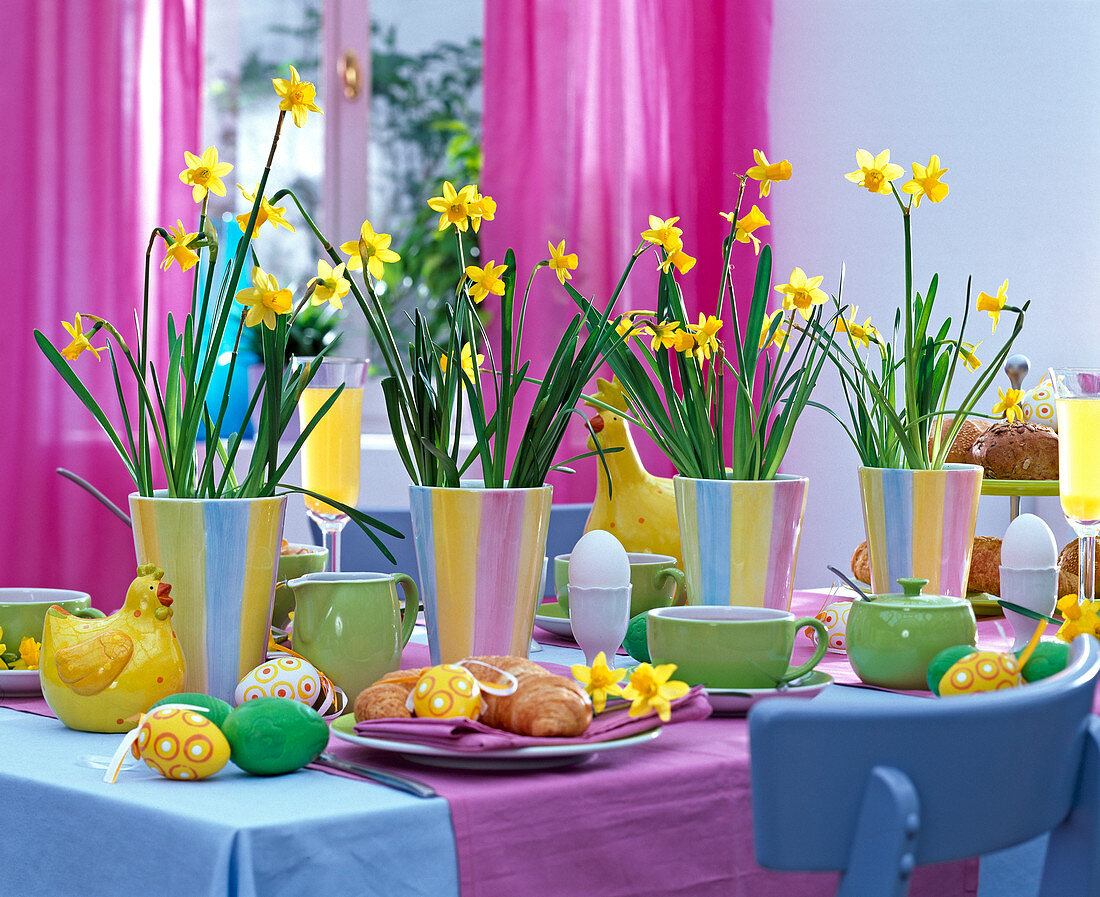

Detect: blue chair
[749,636,1100,897]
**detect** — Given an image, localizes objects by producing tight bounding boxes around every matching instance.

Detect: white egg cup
[999,565,1058,652]
[567,584,632,666]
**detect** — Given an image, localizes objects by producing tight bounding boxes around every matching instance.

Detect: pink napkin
[352,685,712,751]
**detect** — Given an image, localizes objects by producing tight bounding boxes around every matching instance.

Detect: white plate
[533,612,574,639]
[704,671,833,715]
[330,714,660,770]
[0,669,41,696]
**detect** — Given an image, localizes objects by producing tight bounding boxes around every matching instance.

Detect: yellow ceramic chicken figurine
[585,377,682,567]
[41,564,185,733]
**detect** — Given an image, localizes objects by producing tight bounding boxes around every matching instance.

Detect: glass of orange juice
[294,356,367,572]
[1051,368,1100,606]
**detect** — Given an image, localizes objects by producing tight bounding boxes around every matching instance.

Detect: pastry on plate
[1057,540,1100,598]
[927,417,991,465]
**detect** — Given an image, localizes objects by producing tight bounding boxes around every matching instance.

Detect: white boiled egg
[1001,513,1058,570]
[568,530,630,589]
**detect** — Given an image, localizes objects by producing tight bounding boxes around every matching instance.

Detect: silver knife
[314,752,437,799]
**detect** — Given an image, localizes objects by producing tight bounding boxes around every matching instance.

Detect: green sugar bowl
[846,578,977,689]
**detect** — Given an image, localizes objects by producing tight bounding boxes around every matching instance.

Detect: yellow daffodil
[18,636,40,669]
[427,181,478,232]
[723,204,771,254]
[976,279,1009,333]
[774,267,828,320]
[692,314,724,360]
[671,327,697,355]
[659,246,697,275]
[547,239,579,285]
[161,220,199,272]
[759,309,789,351]
[615,313,647,338]
[621,662,689,722]
[648,320,683,351]
[992,387,1025,422]
[571,652,626,713]
[235,266,293,330]
[845,148,904,195]
[272,65,323,128]
[61,314,103,361]
[236,184,295,238]
[0,625,5,657]
[308,260,350,309]
[440,341,485,383]
[746,148,793,198]
[468,187,497,233]
[341,220,401,279]
[958,340,982,371]
[465,260,508,303]
[179,146,233,202]
[835,305,876,349]
[1056,594,1100,642]
[641,215,684,253]
[901,155,949,208]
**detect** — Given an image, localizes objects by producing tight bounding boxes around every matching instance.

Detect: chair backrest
[326,503,593,596]
[749,636,1100,897]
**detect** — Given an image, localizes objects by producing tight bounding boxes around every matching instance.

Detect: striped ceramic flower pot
[673,475,809,609]
[129,493,286,702]
[410,484,552,664]
[857,464,983,597]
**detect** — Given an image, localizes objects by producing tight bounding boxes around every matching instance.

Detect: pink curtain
[3,0,201,607]
[483,0,772,502]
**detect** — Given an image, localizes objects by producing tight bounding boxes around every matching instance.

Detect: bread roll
[353,657,593,737]
[850,535,1002,595]
[970,419,1058,480]
[1058,540,1100,598]
[927,417,991,465]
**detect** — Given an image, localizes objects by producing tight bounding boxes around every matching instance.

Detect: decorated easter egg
[622,612,651,663]
[150,692,232,728]
[135,707,230,780]
[235,656,322,707]
[221,696,329,776]
[411,665,483,719]
[1018,640,1069,682]
[939,651,1021,696]
[807,600,852,653]
[927,645,978,694]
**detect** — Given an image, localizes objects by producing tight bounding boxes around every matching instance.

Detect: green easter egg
[622,613,651,663]
[222,696,329,776]
[150,693,233,728]
[927,645,978,694]
[1017,641,1070,682]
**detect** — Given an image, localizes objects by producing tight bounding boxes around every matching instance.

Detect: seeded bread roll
[1058,540,1100,598]
[851,541,871,585]
[927,417,991,465]
[970,419,1059,480]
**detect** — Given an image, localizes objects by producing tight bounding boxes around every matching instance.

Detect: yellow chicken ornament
[584,377,682,568]
[41,565,186,732]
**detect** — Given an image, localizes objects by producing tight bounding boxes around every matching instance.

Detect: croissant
[352,656,592,737]
[353,668,421,722]
[469,655,592,737]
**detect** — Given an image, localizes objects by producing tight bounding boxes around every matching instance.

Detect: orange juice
[298,386,363,515]
[1056,397,1100,523]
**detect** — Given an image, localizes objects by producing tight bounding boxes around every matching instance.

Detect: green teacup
[0,588,104,651]
[272,544,329,630]
[288,572,418,699]
[647,605,828,689]
[555,553,688,618]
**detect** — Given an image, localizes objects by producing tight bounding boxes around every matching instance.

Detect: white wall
[769,0,1100,586]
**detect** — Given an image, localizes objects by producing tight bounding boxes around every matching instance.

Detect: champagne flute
[1050,368,1100,606]
[294,356,367,572]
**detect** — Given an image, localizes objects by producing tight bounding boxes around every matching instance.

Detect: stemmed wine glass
[294,356,367,572]
[1050,368,1100,606]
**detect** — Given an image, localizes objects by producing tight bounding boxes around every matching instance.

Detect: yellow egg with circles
[412,664,483,719]
[134,707,231,780]
[939,651,1021,696]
